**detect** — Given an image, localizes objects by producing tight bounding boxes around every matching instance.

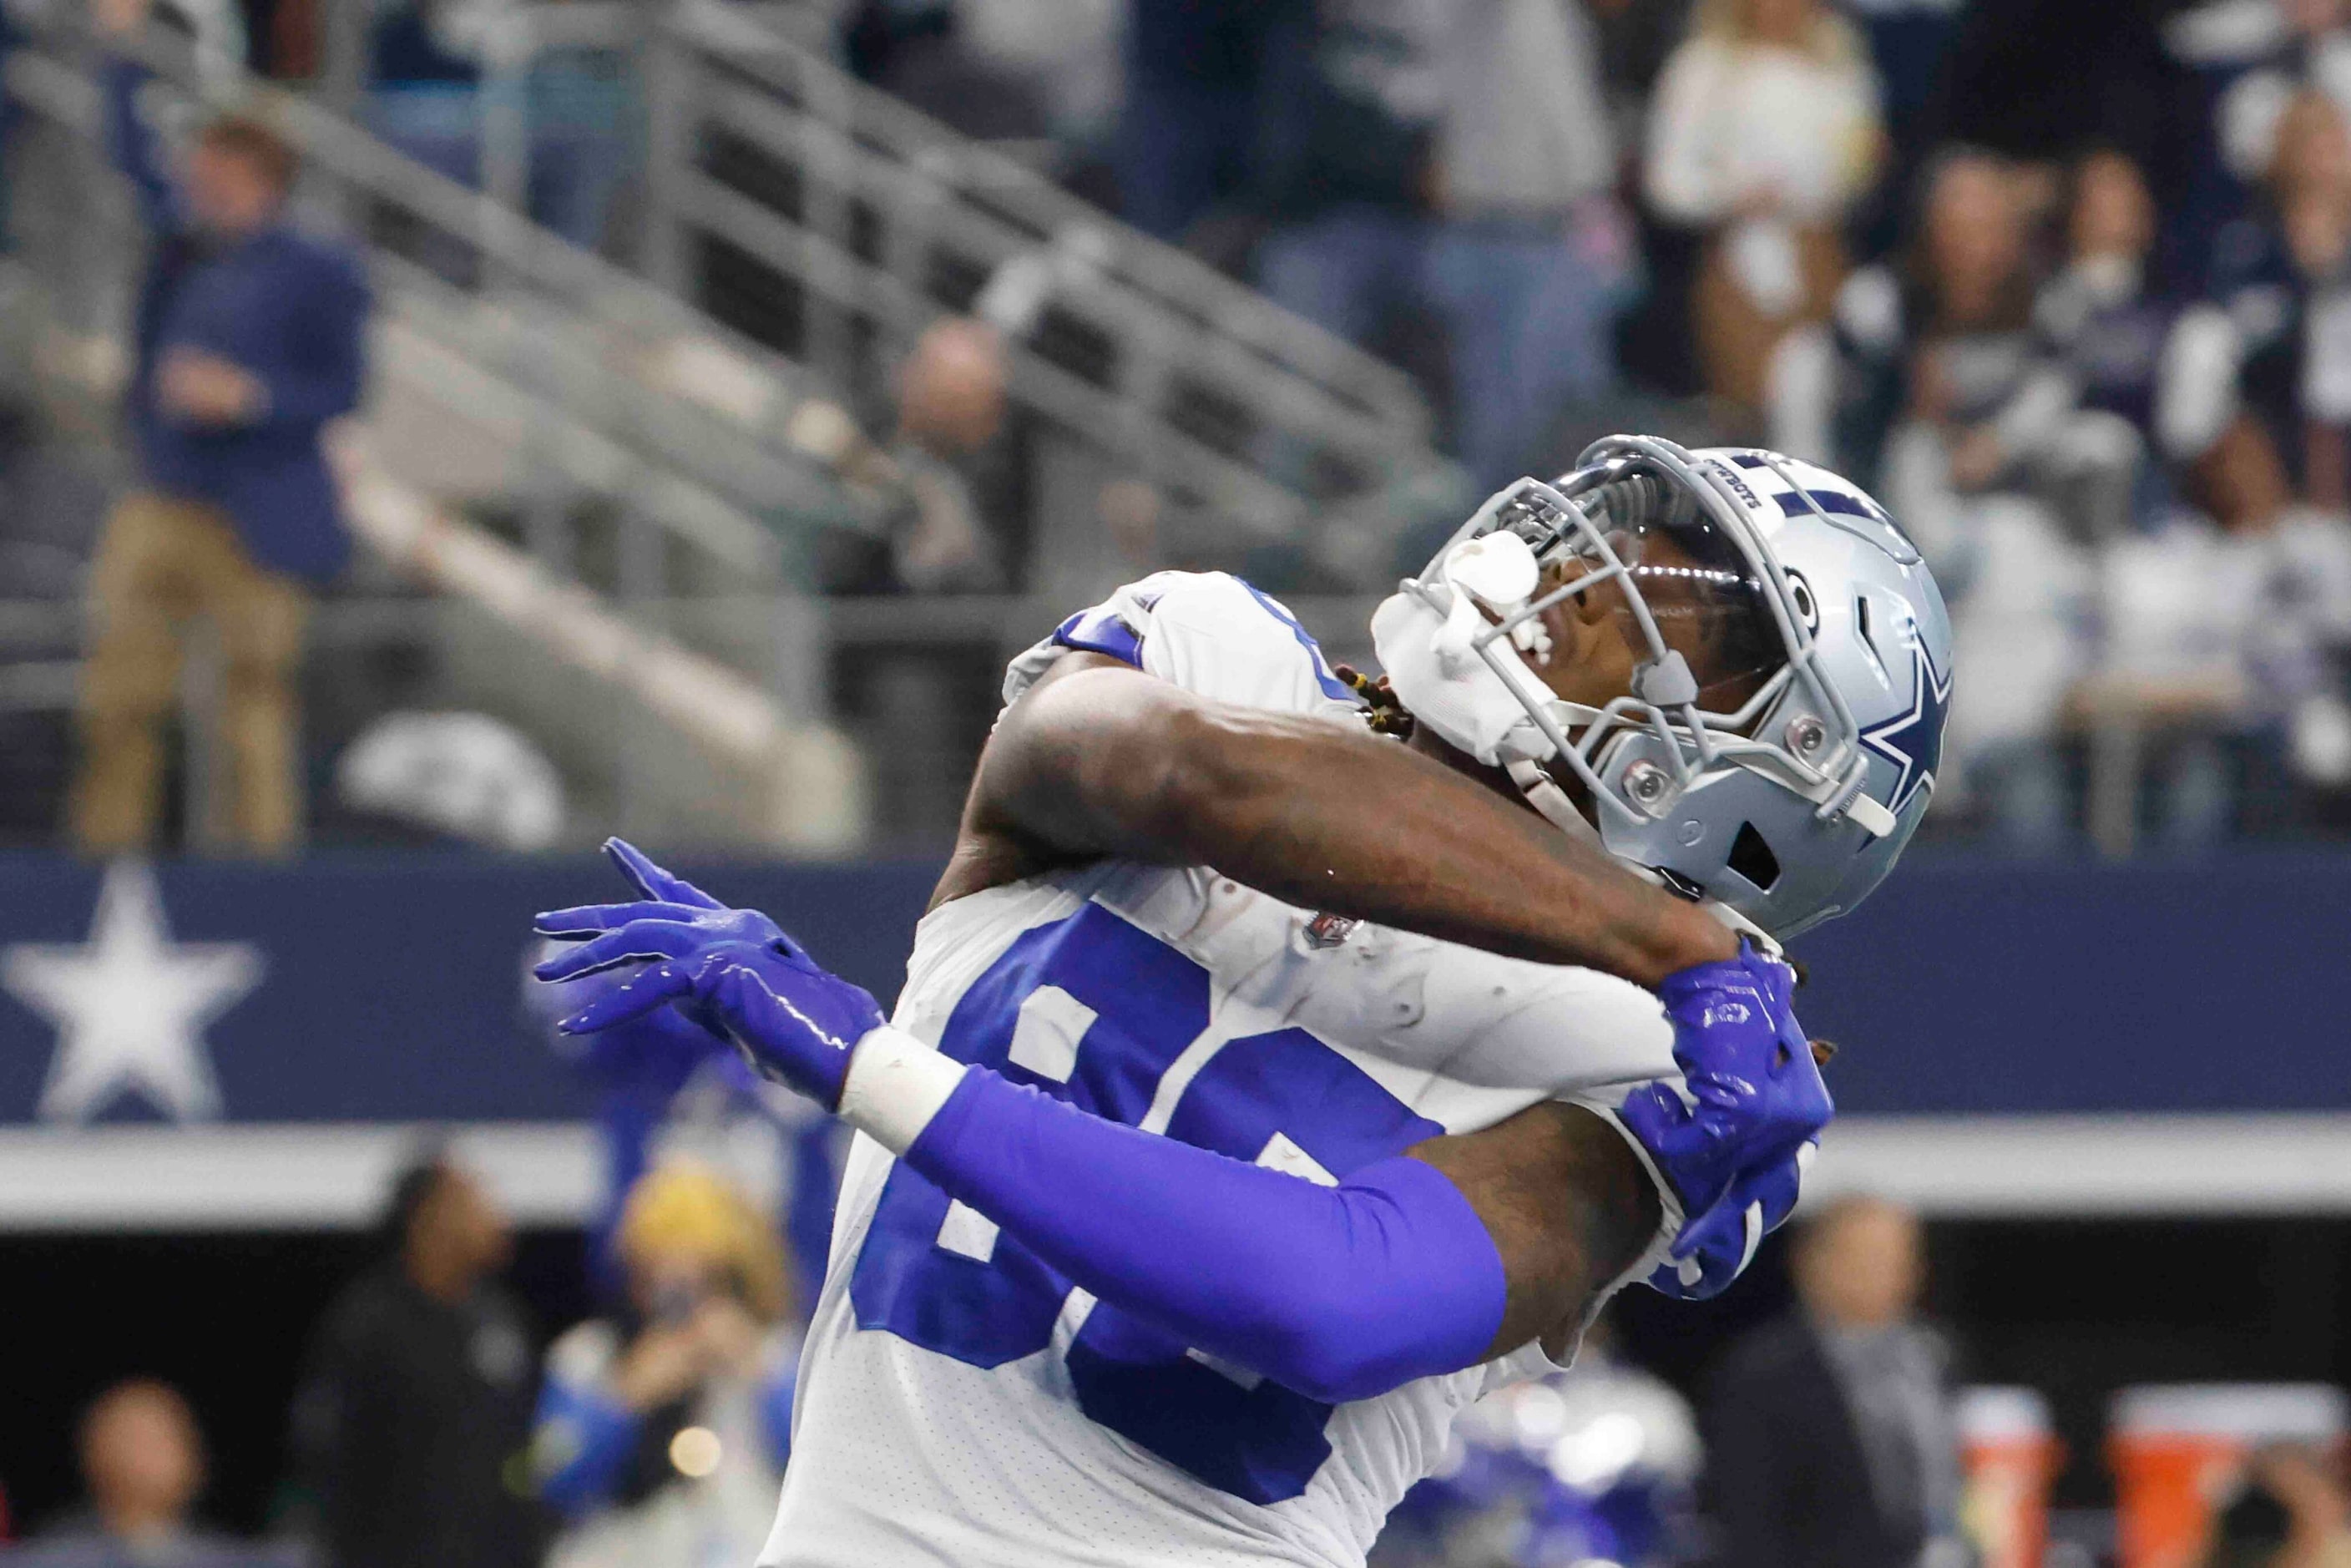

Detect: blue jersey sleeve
[902,1065,1508,1404]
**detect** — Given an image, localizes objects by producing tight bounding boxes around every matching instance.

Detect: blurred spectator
[2210,0,2351,193]
[2035,149,2187,538]
[361,0,478,186]
[1645,0,1883,448]
[1701,1195,1962,1568]
[528,959,842,1327]
[2203,1445,2351,1568]
[2086,89,2351,839]
[289,1154,549,1568]
[2208,91,2351,511]
[2054,150,2272,847]
[838,0,1120,159]
[2080,513,2268,848]
[889,316,1014,591]
[364,0,632,253]
[1250,0,1638,488]
[1115,0,1290,242]
[5,1381,247,1568]
[800,315,1024,594]
[532,1161,800,1568]
[73,0,367,858]
[1249,0,1440,366]
[1859,154,2091,846]
[1376,1319,1700,1568]
[1427,0,1631,488]
[1838,151,2050,489]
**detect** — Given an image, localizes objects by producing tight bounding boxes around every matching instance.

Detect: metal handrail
[645,0,1458,556]
[666,1,1428,426]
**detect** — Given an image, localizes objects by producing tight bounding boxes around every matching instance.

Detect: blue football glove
[538,952,765,1104]
[531,839,740,1095]
[1615,941,1832,1299]
[1648,1137,1816,1300]
[533,839,884,1110]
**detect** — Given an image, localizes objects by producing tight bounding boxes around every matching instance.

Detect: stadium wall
[0,851,2339,1225]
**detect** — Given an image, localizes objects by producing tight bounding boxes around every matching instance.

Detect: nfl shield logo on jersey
[1303,912,1360,950]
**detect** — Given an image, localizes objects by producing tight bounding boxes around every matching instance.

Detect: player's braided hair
[1333,664,1415,740]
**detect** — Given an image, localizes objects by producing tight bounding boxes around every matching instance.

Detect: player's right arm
[948,650,1734,989]
[537,847,1828,1395]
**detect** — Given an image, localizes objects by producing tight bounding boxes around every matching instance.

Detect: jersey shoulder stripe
[1050,603,1147,667]
[1014,571,1360,717]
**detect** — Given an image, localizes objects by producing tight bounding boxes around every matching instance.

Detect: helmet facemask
[1373,436,1900,875]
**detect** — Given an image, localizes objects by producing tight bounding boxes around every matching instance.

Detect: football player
[534,437,1951,1568]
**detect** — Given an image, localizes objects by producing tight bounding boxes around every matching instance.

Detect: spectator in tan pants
[74,0,369,855]
[75,494,313,854]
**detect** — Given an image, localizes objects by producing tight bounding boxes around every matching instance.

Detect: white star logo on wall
[1,862,264,1124]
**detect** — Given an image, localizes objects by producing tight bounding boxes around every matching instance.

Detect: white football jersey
[761,573,1679,1568]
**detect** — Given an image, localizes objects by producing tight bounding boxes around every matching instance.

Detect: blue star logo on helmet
[1858,640,1951,816]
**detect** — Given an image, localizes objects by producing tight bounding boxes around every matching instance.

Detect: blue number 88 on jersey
[847,903,1443,1504]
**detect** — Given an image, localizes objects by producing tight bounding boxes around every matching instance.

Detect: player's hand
[537,948,744,1100]
[1646,1137,1816,1300]
[533,838,884,1110]
[531,841,766,1100]
[534,837,789,978]
[1615,941,1832,1290]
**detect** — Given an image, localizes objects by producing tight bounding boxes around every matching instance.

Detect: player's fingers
[1770,1143,1818,1232]
[1739,1153,1807,1238]
[1670,1191,1751,1264]
[533,900,708,940]
[558,962,695,1034]
[1667,1203,1724,1263]
[605,837,726,911]
[533,921,710,982]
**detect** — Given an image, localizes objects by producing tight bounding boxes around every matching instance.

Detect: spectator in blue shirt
[71,0,368,857]
[531,1161,801,1568]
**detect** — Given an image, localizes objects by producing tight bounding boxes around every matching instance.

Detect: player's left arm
[536,843,1826,1398]
[1405,1101,1660,1362]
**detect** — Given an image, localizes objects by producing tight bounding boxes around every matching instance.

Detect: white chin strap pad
[1371,589,1552,767]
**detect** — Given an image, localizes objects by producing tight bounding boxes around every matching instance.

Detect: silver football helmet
[1372,435,1953,939]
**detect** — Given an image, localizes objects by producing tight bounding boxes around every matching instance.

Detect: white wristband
[840,1025,969,1154]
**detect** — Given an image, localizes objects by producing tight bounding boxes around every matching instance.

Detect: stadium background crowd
[5,0,2351,857]
[1,1,2349,1567]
